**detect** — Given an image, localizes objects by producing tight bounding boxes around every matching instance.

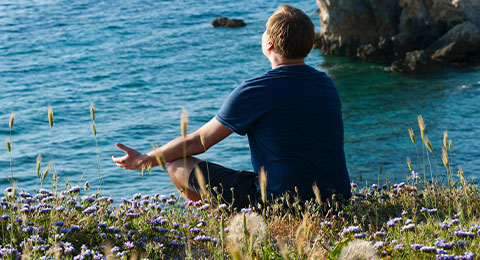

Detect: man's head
[264,5,315,59]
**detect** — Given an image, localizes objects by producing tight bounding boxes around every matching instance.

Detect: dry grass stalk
[5,138,11,152]
[36,154,42,176]
[407,157,412,171]
[41,161,53,185]
[9,111,15,130]
[277,239,290,260]
[442,146,449,170]
[194,165,208,198]
[91,122,96,136]
[200,131,206,149]
[259,167,267,205]
[443,130,448,149]
[417,115,425,140]
[424,135,433,153]
[181,108,188,137]
[312,182,322,206]
[90,102,95,121]
[408,128,415,144]
[151,145,166,171]
[48,104,54,128]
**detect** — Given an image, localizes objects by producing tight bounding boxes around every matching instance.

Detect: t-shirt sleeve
[215,82,266,136]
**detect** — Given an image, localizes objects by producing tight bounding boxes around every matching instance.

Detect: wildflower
[338,240,379,260]
[166,199,176,205]
[454,231,475,238]
[372,184,378,190]
[410,244,423,250]
[198,204,210,210]
[59,228,71,233]
[393,244,404,251]
[401,224,415,231]
[401,211,408,216]
[405,219,412,225]
[436,254,455,260]
[340,226,362,236]
[320,221,332,227]
[124,241,134,249]
[420,207,428,213]
[68,186,81,193]
[53,221,64,227]
[428,208,438,214]
[71,225,81,231]
[373,241,384,249]
[354,232,366,238]
[39,208,51,213]
[194,235,213,242]
[189,228,202,233]
[374,231,386,238]
[56,206,65,211]
[83,206,97,214]
[350,183,358,188]
[420,246,436,252]
[411,171,419,179]
[240,208,253,214]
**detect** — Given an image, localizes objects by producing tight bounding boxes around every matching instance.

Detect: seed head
[423,135,433,153]
[443,131,448,149]
[180,108,188,137]
[448,139,452,151]
[90,102,95,121]
[194,166,208,198]
[259,167,267,205]
[442,146,449,170]
[151,144,166,171]
[48,104,54,128]
[312,182,322,206]
[5,138,11,152]
[36,154,42,177]
[200,132,206,149]
[408,128,415,144]
[339,240,379,260]
[406,157,412,171]
[91,122,96,136]
[227,212,267,250]
[84,181,90,190]
[417,115,425,140]
[9,111,15,130]
[41,162,53,185]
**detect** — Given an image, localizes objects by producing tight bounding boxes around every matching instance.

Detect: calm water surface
[1,0,479,201]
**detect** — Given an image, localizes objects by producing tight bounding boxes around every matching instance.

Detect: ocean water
[1,0,479,201]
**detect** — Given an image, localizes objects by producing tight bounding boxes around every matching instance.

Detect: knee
[168,159,183,178]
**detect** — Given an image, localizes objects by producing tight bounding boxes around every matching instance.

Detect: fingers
[116,142,133,154]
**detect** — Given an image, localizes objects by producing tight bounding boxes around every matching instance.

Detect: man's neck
[269,55,305,69]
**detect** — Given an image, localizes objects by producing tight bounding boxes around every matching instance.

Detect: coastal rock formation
[314,0,480,72]
[212,17,246,28]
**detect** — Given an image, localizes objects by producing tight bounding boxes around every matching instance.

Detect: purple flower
[193,235,212,242]
[405,219,412,225]
[420,246,436,252]
[189,228,202,233]
[410,244,423,250]
[402,224,415,231]
[411,171,419,179]
[455,231,475,238]
[68,186,81,193]
[373,241,384,249]
[353,232,366,238]
[133,193,141,200]
[166,199,176,205]
[198,204,210,210]
[436,254,455,260]
[83,206,97,214]
[70,225,81,231]
[428,208,438,214]
[39,208,51,213]
[372,184,378,190]
[241,208,253,214]
[56,206,65,211]
[420,207,428,213]
[350,183,358,188]
[401,211,408,216]
[124,241,134,249]
[374,231,386,238]
[320,221,332,227]
[340,226,361,236]
[53,221,64,227]
[393,244,404,251]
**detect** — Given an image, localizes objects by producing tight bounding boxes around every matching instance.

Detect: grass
[1,106,479,260]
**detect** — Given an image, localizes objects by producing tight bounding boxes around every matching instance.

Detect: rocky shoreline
[314,0,480,72]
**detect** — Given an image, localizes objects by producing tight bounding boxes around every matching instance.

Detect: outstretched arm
[112,117,233,170]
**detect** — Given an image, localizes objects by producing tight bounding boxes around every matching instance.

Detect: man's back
[216,64,351,201]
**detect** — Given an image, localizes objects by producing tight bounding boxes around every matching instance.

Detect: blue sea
[1,0,480,201]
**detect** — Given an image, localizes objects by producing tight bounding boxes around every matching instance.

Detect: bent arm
[113,117,232,170]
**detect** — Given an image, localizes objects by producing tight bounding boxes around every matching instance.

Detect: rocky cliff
[314,0,480,72]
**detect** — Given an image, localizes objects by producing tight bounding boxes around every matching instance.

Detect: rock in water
[212,17,246,28]
[315,0,480,72]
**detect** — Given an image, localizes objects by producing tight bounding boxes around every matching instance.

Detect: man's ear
[267,40,274,51]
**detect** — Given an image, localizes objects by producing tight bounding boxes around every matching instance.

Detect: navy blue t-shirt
[215,64,351,201]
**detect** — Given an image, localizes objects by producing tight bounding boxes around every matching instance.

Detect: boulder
[315,0,480,72]
[212,17,246,28]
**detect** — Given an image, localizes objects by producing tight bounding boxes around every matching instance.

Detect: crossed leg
[168,157,203,201]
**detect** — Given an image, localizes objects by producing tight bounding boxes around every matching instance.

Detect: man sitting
[112,4,351,209]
